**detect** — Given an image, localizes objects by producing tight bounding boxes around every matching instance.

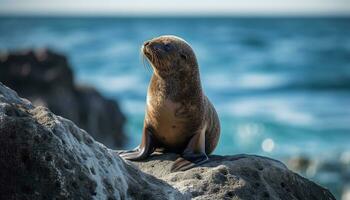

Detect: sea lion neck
[149,70,203,102]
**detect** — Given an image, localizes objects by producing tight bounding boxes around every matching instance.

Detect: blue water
[1,17,350,159]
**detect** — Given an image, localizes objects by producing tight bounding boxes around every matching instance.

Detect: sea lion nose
[144,41,150,47]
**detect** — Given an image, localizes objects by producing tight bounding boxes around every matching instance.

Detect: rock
[132,153,336,200]
[0,82,335,200]
[0,49,126,148]
[287,155,350,200]
[342,185,350,200]
[287,156,313,173]
[0,82,185,199]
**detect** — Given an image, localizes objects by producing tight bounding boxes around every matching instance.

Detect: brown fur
[143,35,220,154]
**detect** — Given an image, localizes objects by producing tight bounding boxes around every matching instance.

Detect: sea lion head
[142,35,198,77]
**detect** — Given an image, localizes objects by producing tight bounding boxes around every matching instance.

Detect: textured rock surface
[132,153,336,200]
[0,49,126,148]
[0,82,184,200]
[0,82,336,200]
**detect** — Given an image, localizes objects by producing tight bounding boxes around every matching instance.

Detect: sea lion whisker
[140,47,152,72]
[141,53,151,73]
[140,51,146,70]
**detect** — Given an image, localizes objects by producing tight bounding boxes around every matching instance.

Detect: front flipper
[171,125,208,172]
[118,127,155,161]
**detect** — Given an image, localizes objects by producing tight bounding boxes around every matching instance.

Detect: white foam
[221,97,315,127]
[80,74,146,93]
[203,72,287,90]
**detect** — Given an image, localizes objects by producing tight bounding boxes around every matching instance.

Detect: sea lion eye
[164,43,172,52]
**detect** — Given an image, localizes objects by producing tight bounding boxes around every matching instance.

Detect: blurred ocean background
[1,17,349,158]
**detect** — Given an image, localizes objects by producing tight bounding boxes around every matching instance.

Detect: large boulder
[132,154,336,200]
[0,49,126,148]
[0,82,184,199]
[0,82,335,200]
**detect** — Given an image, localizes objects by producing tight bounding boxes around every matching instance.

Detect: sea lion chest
[145,95,192,150]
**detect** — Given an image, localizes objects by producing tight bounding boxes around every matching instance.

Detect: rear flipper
[171,126,209,172]
[118,127,155,161]
[171,152,208,172]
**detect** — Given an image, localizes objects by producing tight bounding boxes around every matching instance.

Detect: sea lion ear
[180,53,187,60]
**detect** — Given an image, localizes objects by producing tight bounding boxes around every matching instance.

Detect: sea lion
[118,35,220,171]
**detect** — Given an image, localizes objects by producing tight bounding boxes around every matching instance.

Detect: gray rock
[287,155,350,200]
[132,153,336,200]
[0,49,126,148]
[0,82,184,200]
[0,82,335,200]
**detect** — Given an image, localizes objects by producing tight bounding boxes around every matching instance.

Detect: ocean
[0,17,349,160]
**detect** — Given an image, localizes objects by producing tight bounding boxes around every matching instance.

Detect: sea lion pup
[119,35,220,171]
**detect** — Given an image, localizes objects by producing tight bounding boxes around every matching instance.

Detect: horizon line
[1,13,350,18]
